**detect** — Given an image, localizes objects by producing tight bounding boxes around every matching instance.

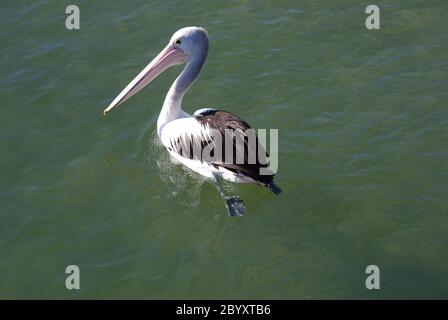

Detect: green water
[1,0,447,299]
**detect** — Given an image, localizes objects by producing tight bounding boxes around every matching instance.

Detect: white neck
[156,77,185,135]
[157,54,206,135]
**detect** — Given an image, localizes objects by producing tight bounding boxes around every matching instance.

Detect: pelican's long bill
[103,44,189,115]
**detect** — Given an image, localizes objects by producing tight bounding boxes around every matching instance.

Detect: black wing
[193,109,275,186]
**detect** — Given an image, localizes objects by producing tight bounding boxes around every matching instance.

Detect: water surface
[0,0,447,298]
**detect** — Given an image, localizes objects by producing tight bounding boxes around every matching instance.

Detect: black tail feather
[267,181,282,195]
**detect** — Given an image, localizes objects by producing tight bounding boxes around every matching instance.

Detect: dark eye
[174,39,182,45]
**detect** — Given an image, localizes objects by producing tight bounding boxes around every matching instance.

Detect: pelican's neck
[157,53,207,135]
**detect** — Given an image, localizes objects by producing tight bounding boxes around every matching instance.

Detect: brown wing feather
[195,109,275,185]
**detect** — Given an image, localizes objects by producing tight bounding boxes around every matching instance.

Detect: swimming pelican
[104,26,281,216]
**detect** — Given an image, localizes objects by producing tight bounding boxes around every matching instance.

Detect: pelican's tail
[267,181,283,196]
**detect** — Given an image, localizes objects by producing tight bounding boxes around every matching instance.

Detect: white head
[104,26,209,115]
[169,27,209,59]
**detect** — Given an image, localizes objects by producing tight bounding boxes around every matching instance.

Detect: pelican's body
[160,116,250,183]
[104,27,281,216]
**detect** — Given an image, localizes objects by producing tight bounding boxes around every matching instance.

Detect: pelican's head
[169,27,209,59]
[103,26,209,115]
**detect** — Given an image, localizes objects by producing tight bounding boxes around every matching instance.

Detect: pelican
[104,26,281,216]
